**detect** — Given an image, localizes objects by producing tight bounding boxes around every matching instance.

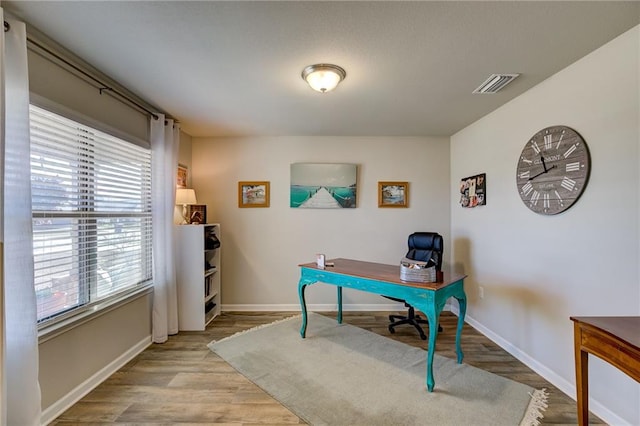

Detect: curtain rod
[26,34,163,121]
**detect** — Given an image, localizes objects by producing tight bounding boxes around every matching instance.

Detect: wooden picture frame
[177,164,188,188]
[378,181,409,208]
[239,181,270,208]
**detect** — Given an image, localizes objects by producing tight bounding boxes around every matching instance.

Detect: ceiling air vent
[473,73,520,94]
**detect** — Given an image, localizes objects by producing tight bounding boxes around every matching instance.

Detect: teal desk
[297,257,467,392]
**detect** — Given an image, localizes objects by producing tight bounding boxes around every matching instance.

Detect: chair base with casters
[387,298,443,340]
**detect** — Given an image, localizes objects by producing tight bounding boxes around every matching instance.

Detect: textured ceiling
[4,1,640,137]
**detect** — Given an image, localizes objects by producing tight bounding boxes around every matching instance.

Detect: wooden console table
[570,316,640,425]
[298,258,467,392]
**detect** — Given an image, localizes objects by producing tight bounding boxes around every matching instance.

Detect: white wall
[38,296,151,414]
[191,136,450,309]
[451,26,639,425]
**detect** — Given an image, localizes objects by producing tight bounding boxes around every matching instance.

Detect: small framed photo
[239,181,270,208]
[177,164,188,188]
[187,204,207,224]
[378,181,409,208]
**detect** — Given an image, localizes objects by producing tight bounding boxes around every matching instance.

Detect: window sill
[38,284,153,344]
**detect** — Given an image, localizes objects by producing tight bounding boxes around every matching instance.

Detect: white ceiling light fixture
[473,73,520,94]
[301,64,346,93]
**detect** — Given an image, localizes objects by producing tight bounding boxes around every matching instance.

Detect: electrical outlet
[479,286,484,299]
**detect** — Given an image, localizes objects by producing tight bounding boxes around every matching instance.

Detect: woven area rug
[208,313,547,426]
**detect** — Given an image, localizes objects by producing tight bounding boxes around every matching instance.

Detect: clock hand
[528,164,557,181]
[541,156,548,172]
[528,170,546,181]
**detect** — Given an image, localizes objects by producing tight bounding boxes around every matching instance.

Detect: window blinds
[29,104,153,323]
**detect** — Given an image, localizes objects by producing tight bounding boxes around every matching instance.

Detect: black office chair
[386,232,444,340]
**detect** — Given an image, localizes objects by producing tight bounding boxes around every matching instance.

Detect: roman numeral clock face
[516,125,591,215]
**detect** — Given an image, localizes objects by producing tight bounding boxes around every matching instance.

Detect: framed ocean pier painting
[290,163,357,208]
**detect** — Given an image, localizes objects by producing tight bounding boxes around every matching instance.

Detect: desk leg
[574,324,589,426]
[454,293,467,364]
[426,312,439,392]
[298,281,308,338]
[422,305,441,392]
[337,286,343,324]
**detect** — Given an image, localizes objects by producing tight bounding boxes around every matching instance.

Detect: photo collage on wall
[460,173,486,208]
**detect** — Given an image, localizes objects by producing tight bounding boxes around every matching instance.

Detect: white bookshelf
[175,223,221,331]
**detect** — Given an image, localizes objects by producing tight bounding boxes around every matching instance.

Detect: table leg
[574,324,589,426]
[298,281,308,338]
[423,306,440,392]
[337,286,343,324]
[454,293,467,364]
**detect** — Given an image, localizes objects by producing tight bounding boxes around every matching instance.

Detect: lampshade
[301,64,346,93]
[176,188,197,205]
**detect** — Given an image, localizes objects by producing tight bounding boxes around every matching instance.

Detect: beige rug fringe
[519,388,549,426]
[208,314,302,347]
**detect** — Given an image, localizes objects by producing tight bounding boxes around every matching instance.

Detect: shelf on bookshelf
[204,308,216,325]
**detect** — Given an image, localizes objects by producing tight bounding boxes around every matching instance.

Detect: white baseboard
[41,336,152,426]
[452,306,629,426]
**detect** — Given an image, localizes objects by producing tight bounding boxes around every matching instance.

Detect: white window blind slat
[30,104,153,323]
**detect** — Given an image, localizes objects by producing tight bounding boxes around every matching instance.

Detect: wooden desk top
[299,257,467,290]
[570,315,640,425]
[570,316,640,351]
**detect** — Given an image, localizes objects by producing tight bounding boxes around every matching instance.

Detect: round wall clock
[516,125,590,215]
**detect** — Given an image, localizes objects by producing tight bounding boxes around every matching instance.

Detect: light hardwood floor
[51,311,604,425]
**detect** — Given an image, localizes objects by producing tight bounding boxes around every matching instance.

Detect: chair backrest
[405,232,443,270]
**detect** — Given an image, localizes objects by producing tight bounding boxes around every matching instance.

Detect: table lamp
[176,188,197,224]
